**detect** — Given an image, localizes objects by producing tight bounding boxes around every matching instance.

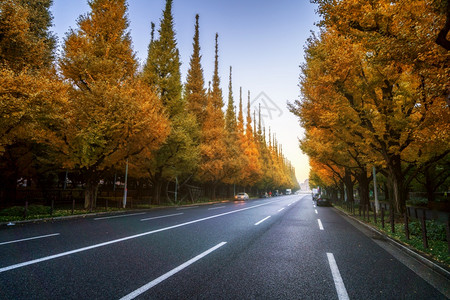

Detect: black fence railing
[336,199,449,254]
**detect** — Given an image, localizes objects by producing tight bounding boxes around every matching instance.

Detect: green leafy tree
[222,66,242,187]
[185,14,207,127]
[142,0,199,204]
[143,0,182,117]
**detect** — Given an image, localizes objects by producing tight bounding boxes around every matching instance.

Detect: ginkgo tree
[60,0,169,210]
[141,0,199,204]
[293,0,449,213]
[0,0,68,204]
[197,34,227,199]
[0,0,299,207]
[222,67,244,189]
[239,91,262,187]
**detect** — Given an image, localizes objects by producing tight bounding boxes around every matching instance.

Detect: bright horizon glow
[50,0,319,183]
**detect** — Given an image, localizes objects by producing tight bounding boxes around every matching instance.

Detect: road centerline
[119,242,227,300]
[318,219,324,230]
[255,216,271,226]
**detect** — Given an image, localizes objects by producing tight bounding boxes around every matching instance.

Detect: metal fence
[340,200,449,254]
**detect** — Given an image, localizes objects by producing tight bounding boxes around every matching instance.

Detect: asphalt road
[0,194,448,299]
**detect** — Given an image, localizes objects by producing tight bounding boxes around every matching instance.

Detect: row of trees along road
[0,0,298,210]
[289,0,449,215]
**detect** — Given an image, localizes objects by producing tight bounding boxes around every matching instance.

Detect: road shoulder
[333,207,450,299]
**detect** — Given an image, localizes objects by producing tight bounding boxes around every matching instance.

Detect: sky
[50,0,321,183]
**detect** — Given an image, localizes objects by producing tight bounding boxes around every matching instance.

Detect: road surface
[0,194,447,299]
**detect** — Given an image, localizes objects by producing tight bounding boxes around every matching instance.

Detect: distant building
[300,179,310,191]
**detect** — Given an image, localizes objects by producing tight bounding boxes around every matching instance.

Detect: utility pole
[63,170,68,189]
[373,166,379,213]
[175,176,178,204]
[123,159,128,208]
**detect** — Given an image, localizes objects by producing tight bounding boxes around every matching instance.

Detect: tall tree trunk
[330,188,338,202]
[84,178,98,211]
[340,182,345,202]
[387,155,407,214]
[152,175,163,205]
[355,169,370,209]
[343,168,354,203]
[211,182,217,200]
[383,181,390,203]
[424,166,435,203]
[3,175,17,205]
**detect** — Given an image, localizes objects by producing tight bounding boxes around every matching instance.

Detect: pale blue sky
[50,0,320,183]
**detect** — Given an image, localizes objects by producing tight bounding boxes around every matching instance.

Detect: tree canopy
[0,0,298,208]
[291,0,449,213]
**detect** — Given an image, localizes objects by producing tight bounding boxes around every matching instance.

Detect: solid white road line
[119,242,227,300]
[0,233,60,246]
[254,216,271,226]
[327,253,349,300]
[176,206,199,210]
[94,212,146,220]
[0,200,276,273]
[208,206,226,210]
[141,213,184,221]
[318,219,324,230]
[315,209,318,214]
[278,208,285,212]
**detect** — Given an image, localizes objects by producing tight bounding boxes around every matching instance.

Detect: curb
[333,206,450,280]
[0,200,231,227]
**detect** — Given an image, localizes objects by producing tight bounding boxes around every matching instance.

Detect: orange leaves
[295,0,449,211]
[198,100,226,183]
[0,67,69,154]
[0,0,54,72]
[61,0,136,89]
[59,0,170,175]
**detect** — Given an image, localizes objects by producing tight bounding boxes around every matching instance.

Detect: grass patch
[0,205,127,223]
[0,197,230,223]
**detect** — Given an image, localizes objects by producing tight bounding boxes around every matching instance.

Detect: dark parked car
[316,197,332,207]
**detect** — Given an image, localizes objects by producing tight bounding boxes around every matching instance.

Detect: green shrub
[409,220,447,241]
[0,205,50,217]
[27,205,51,216]
[407,198,428,207]
[0,206,25,217]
